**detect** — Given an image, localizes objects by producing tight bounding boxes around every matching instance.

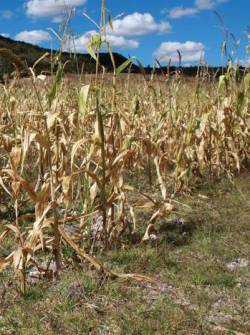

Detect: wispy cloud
[169,7,199,19]
[0,10,14,19]
[195,0,228,10]
[165,0,229,20]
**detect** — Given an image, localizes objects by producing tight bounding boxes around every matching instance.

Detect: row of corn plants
[0,1,249,293]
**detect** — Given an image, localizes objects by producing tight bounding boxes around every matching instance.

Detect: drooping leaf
[79,85,90,117]
[115,58,132,74]
[48,60,63,107]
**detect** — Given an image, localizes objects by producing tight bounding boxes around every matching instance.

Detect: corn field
[0,8,249,294]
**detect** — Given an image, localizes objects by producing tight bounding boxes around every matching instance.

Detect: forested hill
[0,34,247,78]
[0,34,135,76]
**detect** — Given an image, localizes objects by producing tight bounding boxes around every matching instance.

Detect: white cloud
[65,31,139,53]
[26,0,87,18]
[103,34,139,49]
[0,10,14,19]
[239,58,250,68]
[1,33,10,38]
[154,41,205,63]
[169,6,198,19]
[15,30,51,44]
[108,12,171,36]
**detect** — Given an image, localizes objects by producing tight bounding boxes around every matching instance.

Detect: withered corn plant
[0,2,249,294]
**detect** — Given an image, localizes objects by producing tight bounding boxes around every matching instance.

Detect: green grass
[0,172,250,334]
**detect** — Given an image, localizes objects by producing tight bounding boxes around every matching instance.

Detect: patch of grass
[1,174,250,334]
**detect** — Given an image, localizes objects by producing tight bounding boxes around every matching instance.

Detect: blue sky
[0,0,249,66]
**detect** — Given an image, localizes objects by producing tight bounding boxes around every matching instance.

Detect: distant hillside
[0,35,247,80]
[0,34,137,78]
